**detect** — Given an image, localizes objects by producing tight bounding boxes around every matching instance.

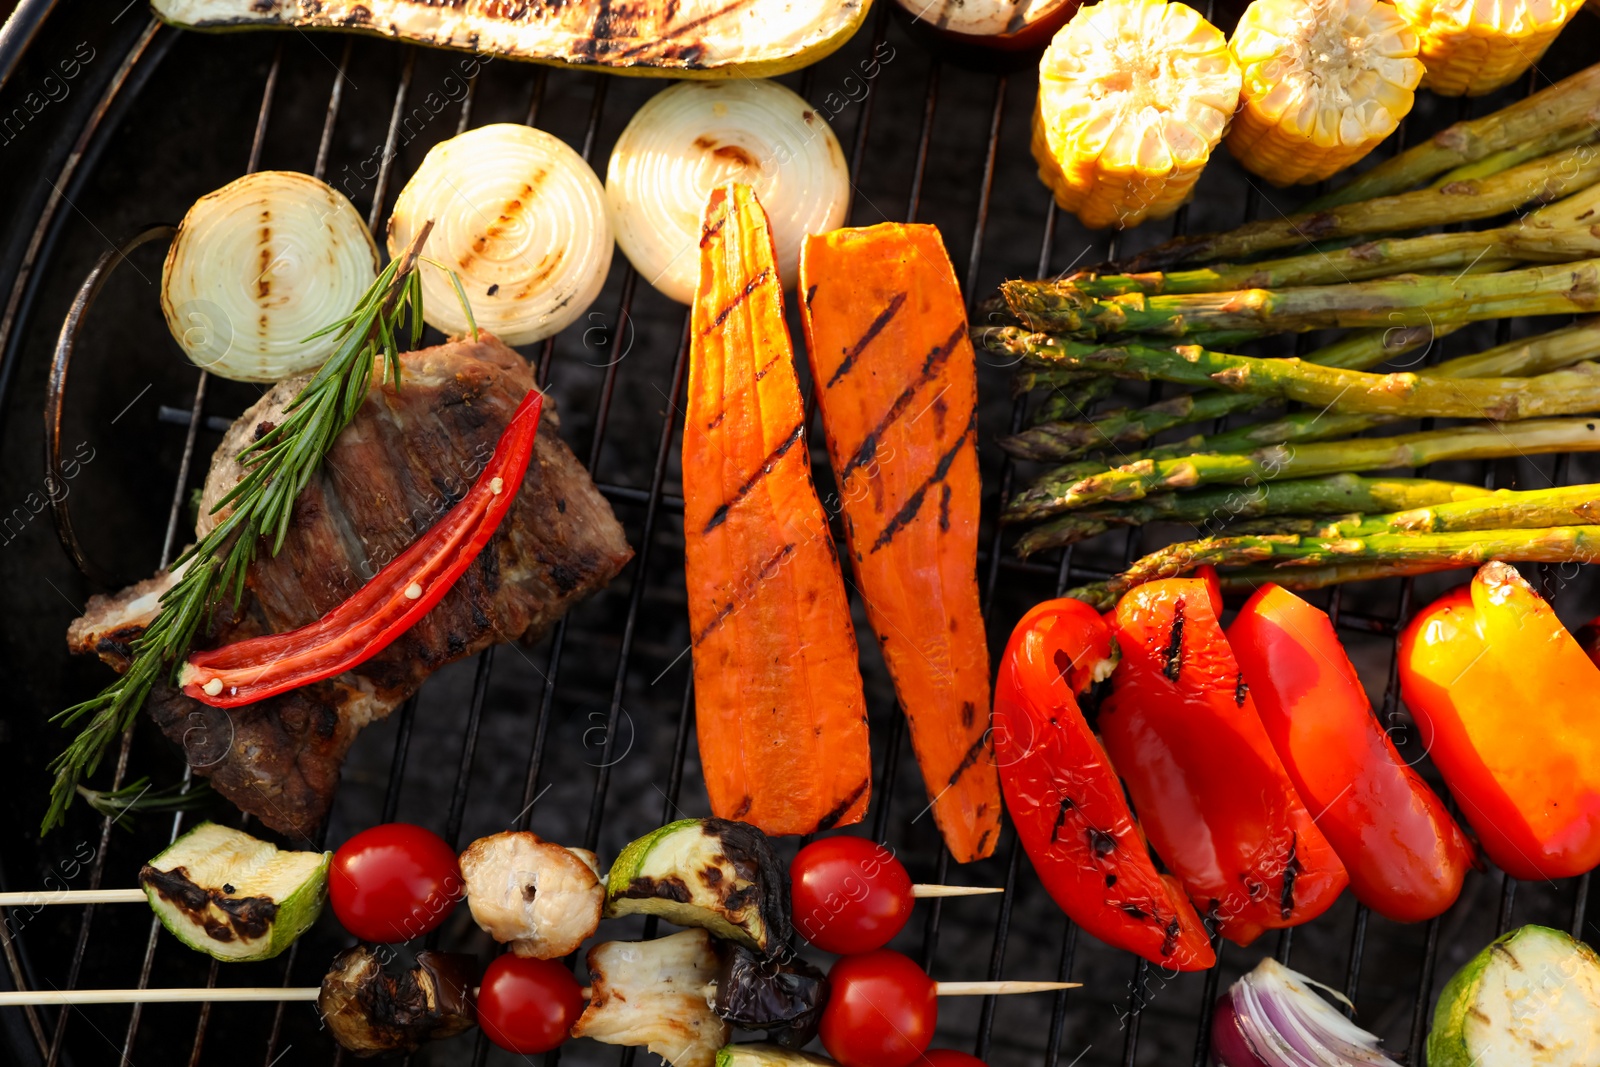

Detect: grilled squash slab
[150,0,872,78]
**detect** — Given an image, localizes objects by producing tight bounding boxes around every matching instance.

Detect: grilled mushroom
[709,943,829,1050]
[458,831,604,959]
[604,818,791,956]
[318,946,477,1056]
[572,929,729,1067]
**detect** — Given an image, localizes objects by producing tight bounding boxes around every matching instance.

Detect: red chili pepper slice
[1099,578,1348,946]
[992,598,1216,972]
[179,390,544,707]
[1228,583,1473,923]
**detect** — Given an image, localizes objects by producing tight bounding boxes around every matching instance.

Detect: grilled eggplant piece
[573,930,729,1067]
[139,822,329,962]
[319,946,478,1056]
[458,832,604,959]
[710,944,828,1050]
[149,0,872,79]
[604,819,791,956]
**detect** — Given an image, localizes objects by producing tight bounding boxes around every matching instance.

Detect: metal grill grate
[1,3,1598,1064]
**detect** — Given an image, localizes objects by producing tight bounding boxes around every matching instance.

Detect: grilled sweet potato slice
[683,183,872,837]
[798,223,1000,862]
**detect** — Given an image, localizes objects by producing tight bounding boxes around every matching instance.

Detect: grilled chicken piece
[573,930,729,1067]
[67,334,632,841]
[459,832,604,960]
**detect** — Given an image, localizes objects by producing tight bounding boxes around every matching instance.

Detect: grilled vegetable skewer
[790,836,1002,954]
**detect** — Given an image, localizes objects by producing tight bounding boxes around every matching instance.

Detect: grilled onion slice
[388,123,613,346]
[161,171,378,382]
[606,80,850,304]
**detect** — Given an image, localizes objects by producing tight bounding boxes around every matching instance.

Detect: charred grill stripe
[754,352,783,382]
[700,213,728,248]
[805,283,818,309]
[691,542,798,647]
[1280,834,1300,919]
[826,292,908,388]
[938,482,952,532]
[701,267,772,336]
[1163,599,1186,682]
[838,323,966,482]
[946,726,991,787]
[815,777,870,831]
[868,412,975,553]
[614,0,758,57]
[704,422,804,533]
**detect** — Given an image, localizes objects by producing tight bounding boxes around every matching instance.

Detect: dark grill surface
[1,2,1598,1064]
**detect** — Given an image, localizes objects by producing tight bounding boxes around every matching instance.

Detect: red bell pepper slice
[1228,583,1473,923]
[992,598,1215,972]
[179,389,544,707]
[1399,562,1600,880]
[1099,578,1348,946]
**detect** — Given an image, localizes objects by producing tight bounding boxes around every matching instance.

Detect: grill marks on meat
[70,335,631,841]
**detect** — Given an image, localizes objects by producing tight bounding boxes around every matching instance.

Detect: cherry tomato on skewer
[329,823,463,943]
[477,955,584,1054]
[820,949,937,1067]
[791,836,915,953]
[923,1052,989,1067]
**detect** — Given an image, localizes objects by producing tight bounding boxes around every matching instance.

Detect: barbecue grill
[1,2,1597,1063]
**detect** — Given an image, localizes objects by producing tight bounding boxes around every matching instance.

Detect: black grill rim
[1,5,1596,1066]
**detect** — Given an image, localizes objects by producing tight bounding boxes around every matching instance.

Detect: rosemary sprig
[44,224,447,833]
[77,777,214,831]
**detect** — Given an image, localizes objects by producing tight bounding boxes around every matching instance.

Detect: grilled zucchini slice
[149,0,872,80]
[1428,925,1600,1066]
[604,818,790,955]
[139,822,330,962]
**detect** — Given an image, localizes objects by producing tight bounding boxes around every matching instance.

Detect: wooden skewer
[934,981,1080,995]
[0,886,999,907]
[0,979,1078,1007]
[0,987,320,1006]
[910,885,1004,899]
[0,889,147,907]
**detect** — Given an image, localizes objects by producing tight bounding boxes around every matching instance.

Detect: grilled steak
[67,334,632,841]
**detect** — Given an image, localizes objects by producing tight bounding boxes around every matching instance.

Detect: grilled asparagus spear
[997,257,1600,340]
[1108,140,1600,272]
[1069,526,1600,607]
[1014,474,1492,556]
[1005,418,1600,520]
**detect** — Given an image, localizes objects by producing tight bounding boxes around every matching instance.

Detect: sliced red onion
[1211,958,1400,1067]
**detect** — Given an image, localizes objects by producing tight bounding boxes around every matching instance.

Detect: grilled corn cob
[1226,0,1424,185]
[1394,0,1585,96]
[1033,0,1242,229]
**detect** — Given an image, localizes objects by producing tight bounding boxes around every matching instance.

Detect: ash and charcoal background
[1,1,1599,1063]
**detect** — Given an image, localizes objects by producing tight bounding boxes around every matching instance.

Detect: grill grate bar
[366,49,417,235]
